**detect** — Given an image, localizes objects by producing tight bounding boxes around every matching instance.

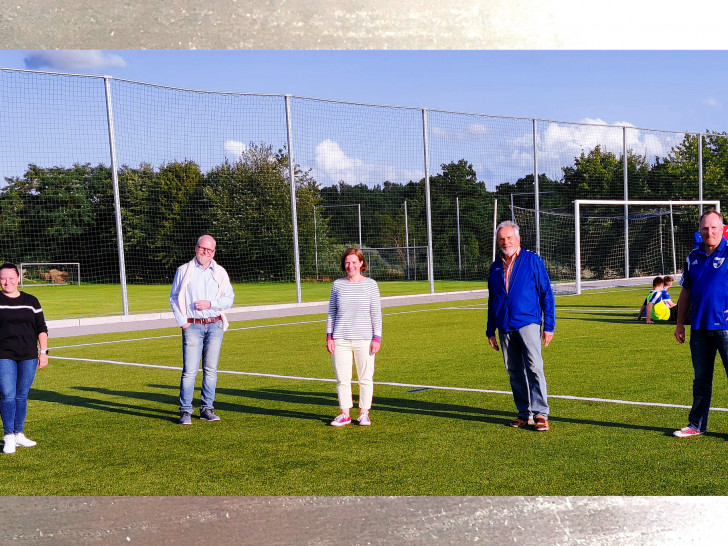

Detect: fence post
[103,76,129,315]
[404,200,410,280]
[492,199,498,263]
[575,200,582,295]
[623,126,630,279]
[698,133,703,215]
[533,119,541,255]
[313,206,319,280]
[284,95,302,304]
[456,196,462,279]
[422,108,435,294]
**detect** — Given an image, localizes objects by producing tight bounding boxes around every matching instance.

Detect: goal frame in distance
[574,200,720,294]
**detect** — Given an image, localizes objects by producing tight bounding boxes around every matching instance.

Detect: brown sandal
[534,416,550,431]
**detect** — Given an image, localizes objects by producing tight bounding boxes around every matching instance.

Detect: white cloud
[704,97,721,109]
[315,139,372,183]
[24,50,126,71]
[431,122,489,140]
[314,139,423,186]
[224,140,247,159]
[467,123,489,137]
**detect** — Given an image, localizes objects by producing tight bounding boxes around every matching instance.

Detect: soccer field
[4,284,728,496]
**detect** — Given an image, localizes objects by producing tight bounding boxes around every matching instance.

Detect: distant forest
[1,132,725,283]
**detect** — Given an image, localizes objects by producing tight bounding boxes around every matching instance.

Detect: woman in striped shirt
[0,263,49,454]
[326,248,382,427]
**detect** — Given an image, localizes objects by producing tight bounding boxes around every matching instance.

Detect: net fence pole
[103,76,129,315]
[404,200,410,280]
[456,196,462,280]
[533,119,541,255]
[699,134,704,215]
[623,126,630,279]
[422,108,434,294]
[659,208,665,273]
[285,95,302,304]
[313,205,319,280]
[358,203,362,249]
[492,199,498,263]
[669,203,677,273]
[575,201,582,295]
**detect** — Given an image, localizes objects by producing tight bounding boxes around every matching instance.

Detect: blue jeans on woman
[0,358,38,435]
[179,322,225,414]
[688,329,728,432]
[499,323,550,419]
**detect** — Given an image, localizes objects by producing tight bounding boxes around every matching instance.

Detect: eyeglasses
[197,245,216,254]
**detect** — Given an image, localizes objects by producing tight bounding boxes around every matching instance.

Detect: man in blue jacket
[486,221,555,432]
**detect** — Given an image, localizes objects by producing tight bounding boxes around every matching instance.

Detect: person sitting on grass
[636,276,667,324]
[661,275,679,321]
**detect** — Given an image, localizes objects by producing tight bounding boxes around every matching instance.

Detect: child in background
[636,276,665,324]
[661,275,678,319]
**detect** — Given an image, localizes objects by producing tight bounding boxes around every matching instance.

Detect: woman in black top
[0,263,48,454]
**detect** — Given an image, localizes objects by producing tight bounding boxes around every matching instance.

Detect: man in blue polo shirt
[673,210,728,437]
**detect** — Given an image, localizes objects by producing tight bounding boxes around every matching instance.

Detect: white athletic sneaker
[3,434,16,454]
[15,433,37,448]
[357,412,371,426]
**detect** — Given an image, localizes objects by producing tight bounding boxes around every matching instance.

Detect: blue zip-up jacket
[486,248,555,338]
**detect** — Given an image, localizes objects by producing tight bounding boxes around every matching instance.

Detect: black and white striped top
[326,277,382,341]
[0,291,48,360]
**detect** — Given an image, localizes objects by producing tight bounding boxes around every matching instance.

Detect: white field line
[49,355,728,413]
[50,295,704,412]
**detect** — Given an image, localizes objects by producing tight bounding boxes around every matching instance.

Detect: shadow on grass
[33,384,728,439]
[32,387,177,422]
[558,314,678,325]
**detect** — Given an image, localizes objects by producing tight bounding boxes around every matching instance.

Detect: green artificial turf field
[30,280,486,320]
[4,284,728,496]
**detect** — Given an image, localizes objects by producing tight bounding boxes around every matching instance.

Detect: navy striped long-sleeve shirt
[326,277,382,341]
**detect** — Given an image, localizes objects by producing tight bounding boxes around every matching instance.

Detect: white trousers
[332,339,375,411]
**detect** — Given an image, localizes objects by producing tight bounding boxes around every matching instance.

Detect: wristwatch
[39,349,49,355]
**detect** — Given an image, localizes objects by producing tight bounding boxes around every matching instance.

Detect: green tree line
[1,133,725,284]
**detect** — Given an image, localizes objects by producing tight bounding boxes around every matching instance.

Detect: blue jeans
[688,329,728,432]
[0,358,38,435]
[499,323,550,419]
[179,322,225,414]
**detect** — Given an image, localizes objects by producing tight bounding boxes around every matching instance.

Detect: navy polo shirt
[681,237,728,330]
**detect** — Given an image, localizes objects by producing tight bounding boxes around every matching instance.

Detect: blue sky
[0,50,726,189]
[1,49,726,134]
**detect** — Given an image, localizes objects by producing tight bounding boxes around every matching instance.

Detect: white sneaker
[3,434,16,454]
[357,412,371,426]
[15,432,37,448]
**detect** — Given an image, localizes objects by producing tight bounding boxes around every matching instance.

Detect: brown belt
[187,316,221,325]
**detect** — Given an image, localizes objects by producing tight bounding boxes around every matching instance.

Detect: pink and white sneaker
[357,412,371,426]
[673,426,702,438]
[331,413,351,427]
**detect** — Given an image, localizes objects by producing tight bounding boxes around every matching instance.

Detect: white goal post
[574,200,720,294]
[20,262,81,287]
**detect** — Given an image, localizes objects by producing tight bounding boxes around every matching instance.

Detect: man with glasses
[170,235,235,425]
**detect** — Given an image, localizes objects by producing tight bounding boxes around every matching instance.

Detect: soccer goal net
[20,262,81,287]
[512,200,719,294]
